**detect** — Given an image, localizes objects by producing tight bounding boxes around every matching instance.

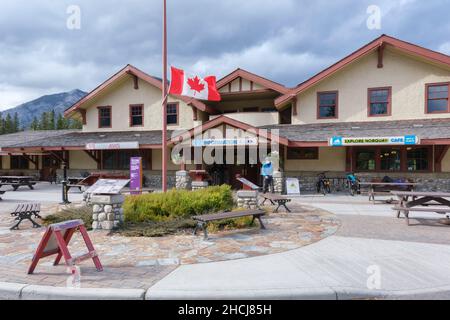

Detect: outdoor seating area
[359,180,420,203]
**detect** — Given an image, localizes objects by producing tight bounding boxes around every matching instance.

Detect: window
[102,150,151,170]
[262,107,277,112]
[287,147,319,160]
[243,107,259,112]
[426,83,449,113]
[98,106,112,128]
[353,146,430,172]
[356,149,376,171]
[317,91,338,119]
[130,104,143,127]
[407,147,429,171]
[380,148,401,171]
[368,87,391,116]
[167,103,178,125]
[10,156,29,170]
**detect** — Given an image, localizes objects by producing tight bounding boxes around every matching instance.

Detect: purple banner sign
[130,157,142,195]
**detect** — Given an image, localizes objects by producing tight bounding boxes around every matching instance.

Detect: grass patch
[42,206,94,230]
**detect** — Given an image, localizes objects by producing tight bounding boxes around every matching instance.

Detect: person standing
[261,157,274,194]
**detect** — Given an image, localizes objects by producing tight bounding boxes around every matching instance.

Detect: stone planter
[237,190,259,209]
[273,171,284,194]
[90,194,125,231]
[175,170,191,190]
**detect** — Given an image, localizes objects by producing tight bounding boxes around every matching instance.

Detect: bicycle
[346,173,360,196]
[316,172,331,195]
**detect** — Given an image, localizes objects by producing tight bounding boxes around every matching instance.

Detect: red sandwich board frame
[28,219,103,274]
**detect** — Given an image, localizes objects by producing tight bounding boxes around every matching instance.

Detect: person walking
[261,157,274,194]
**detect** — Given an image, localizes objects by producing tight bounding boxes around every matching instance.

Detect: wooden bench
[393,206,450,226]
[66,184,84,192]
[359,182,419,203]
[121,188,155,195]
[192,209,266,239]
[10,203,42,230]
[0,190,5,201]
[0,182,37,191]
[260,194,292,213]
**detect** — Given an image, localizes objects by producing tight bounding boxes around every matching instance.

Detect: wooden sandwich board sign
[28,219,103,274]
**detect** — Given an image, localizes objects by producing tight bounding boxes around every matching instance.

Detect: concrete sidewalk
[146,236,450,300]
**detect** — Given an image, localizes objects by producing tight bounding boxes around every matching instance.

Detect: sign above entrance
[192,138,258,147]
[329,135,419,147]
[86,141,139,150]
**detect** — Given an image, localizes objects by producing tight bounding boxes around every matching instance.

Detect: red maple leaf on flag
[187,76,205,94]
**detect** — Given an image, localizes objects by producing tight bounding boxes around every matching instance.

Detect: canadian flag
[169,66,221,101]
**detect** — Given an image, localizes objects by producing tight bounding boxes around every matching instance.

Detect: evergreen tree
[49,110,55,130]
[40,112,49,130]
[0,113,4,134]
[4,114,12,133]
[30,117,39,130]
[56,113,65,129]
[13,112,20,132]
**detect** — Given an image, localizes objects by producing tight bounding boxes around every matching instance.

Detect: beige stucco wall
[284,147,346,172]
[1,156,10,169]
[441,149,450,172]
[82,75,195,132]
[293,48,450,124]
[210,112,279,127]
[69,151,98,170]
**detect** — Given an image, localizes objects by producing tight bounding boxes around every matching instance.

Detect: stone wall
[284,171,450,193]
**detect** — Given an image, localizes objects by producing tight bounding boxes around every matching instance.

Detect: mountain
[0,89,87,129]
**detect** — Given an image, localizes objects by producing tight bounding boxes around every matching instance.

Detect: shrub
[123,185,234,223]
[43,206,94,229]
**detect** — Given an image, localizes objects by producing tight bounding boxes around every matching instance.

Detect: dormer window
[167,103,179,125]
[130,104,144,127]
[98,106,112,128]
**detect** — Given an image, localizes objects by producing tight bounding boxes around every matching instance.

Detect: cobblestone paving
[0,203,339,289]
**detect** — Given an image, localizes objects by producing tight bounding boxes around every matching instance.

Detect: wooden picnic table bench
[0,190,5,201]
[0,176,37,191]
[359,182,420,203]
[10,203,42,230]
[391,191,450,225]
[121,188,154,195]
[260,193,292,213]
[192,209,266,239]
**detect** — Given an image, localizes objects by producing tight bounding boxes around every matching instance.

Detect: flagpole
[162,0,168,192]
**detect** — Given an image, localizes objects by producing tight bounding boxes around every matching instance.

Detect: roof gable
[64,64,215,117]
[275,34,450,107]
[216,68,289,94]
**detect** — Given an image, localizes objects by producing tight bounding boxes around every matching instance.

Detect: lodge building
[1,34,450,191]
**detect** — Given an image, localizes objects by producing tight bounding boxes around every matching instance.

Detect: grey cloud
[0,0,449,108]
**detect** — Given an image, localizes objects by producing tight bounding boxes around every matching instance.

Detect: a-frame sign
[28,219,103,274]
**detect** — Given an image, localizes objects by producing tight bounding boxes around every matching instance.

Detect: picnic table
[260,193,292,213]
[65,177,86,192]
[0,190,5,201]
[391,191,450,225]
[192,209,266,239]
[0,176,37,191]
[359,182,420,203]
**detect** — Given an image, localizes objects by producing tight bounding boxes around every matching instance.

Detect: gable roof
[275,34,450,107]
[169,115,289,146]
[64,64,216,118]
[216,68,289,94]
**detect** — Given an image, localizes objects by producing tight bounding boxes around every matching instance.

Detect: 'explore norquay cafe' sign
[329,135,420,147]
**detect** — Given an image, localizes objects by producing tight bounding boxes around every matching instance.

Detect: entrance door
[41,155,60,182]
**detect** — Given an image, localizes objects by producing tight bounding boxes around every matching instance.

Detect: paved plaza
[1,183,450,299]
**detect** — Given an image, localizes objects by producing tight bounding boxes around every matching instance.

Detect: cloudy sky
[0,0,449,110]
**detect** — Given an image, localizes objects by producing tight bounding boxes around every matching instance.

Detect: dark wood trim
[435,145,449,172]
[425,82,450,114]
[129,104,144,127]
[317,91,339,120]
[84,150,101,165]
[368,86,392,117]
[239,77,242,91]
[21,154,38,166]
[250,81,254,91]
[377,43,385,68]
[133,75,139,89]
[292,97,298,116]
[346,147,353,172]
[97,106,112,128]
[192,106,198,121]
[79,109,87,125]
